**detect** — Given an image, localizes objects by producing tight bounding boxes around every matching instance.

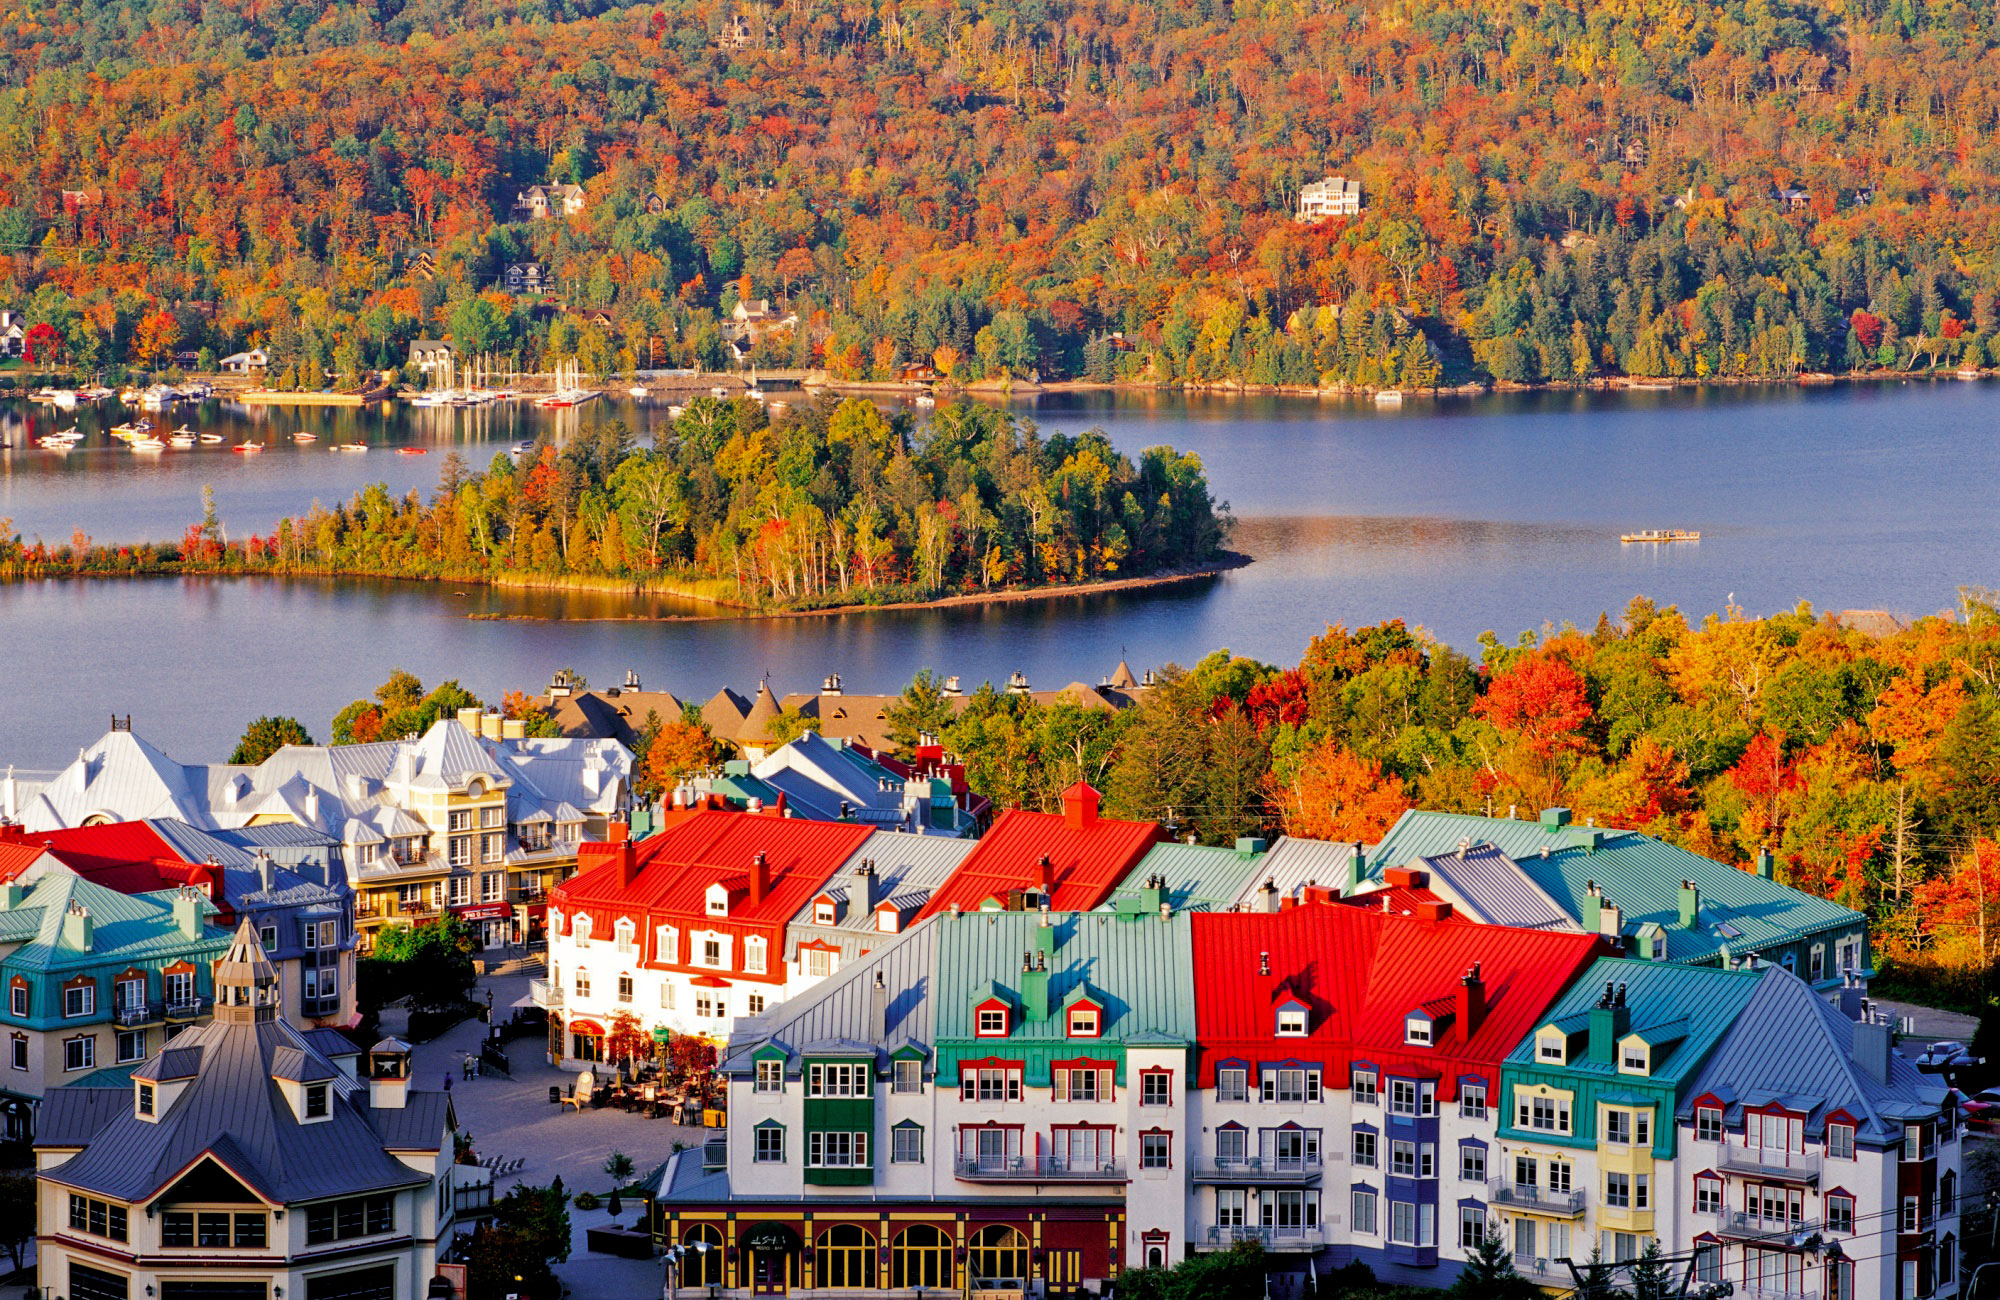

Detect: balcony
[953,1155,1128,1183]
[1716,1211,1823,1244]
[1200,1226,1325,1252]
[114,1001,161,1027]
[165,996,210,1020]
[303,995,342,1018]
[1192,1157,1324,1185]
[1741,1287,1819,1300]
[529,978,562,1008]
[1512,1254,1570,1281]
[1487,1178,1588,1216]
[1718,1146,1822,1184]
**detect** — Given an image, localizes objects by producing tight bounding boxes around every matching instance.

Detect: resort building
[778,830,975,995]
[680,730,982,837]
[0,872,230,1143]
[913,783,1159,920]
[34,921,456,1300]
[5,718,631,950]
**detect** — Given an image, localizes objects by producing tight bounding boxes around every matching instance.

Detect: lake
[2,380,1995,770]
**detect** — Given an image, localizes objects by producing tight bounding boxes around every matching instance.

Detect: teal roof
[1105,840,1270,912]
[66,1066,140,1089]
[934,909,1195,1082]
[1508,957,1764,1089]
[1,874,227,973]
[1369,810,1863,964]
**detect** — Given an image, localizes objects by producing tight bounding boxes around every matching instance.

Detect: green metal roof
[1103,840,1270,912]
[1369,810,1862,963]
[2,874,228,973]
[1507,957,1765,1088]
[933,908,1195,1083]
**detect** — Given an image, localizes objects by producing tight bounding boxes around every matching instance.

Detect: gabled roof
[1106,839,1269,912]
[915,787,1158,920]
[932,908,1195,1048]
[554,810,871,928]
[1233,835,1361,905]
[0,872,226,971]
[723,917,940,1071]
[1681,967,1948,1142]
[32,820,344,912]
[781,830,975,961]
[1506,957,1766,1089]
[16,730,214,831]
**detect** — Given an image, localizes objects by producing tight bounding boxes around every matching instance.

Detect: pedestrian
[443,1071,452,1093]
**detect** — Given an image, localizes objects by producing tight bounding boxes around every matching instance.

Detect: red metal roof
[1190,901,1607,1098]
[30,823,204,893]
[0,842,54,885]
[914,784,1158,921]
[1334,882,1457,918]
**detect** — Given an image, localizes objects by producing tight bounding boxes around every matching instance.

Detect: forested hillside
[3,0,1999,385]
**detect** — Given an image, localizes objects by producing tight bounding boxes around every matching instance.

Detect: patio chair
[559,1069,595,1112]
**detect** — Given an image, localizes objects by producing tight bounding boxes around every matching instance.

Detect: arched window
[682,1223,724,1286]
[967,1225,1028,1284]
[893,1224,953,1289]
[815,1223,877,1288]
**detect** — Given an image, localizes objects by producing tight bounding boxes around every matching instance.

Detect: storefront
[451,902,513,950]
[568,1017,604,1063]
[740,1221,800,1293]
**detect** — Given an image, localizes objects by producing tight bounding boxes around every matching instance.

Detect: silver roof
[725,916,939,1073]
[781,831,974,962]
[1234,835,1362,905]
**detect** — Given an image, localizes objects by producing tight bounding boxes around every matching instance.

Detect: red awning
[452,903,512,922]
[520,902,549,919]
[690,975,733,989]
[569,1019,606,1036]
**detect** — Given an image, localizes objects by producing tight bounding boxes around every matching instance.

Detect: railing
[164,996,210,1019]
[1487,1178,1588,1215]
[1512,1254,1568,1280]
[1717,1210,1823,1243]
[1203,1225,1325,1250]
[1740,1286,1819,1300]
[954,1155,1128,1181]
[702,1139,728,1171]
[303,995,342,1017]
[1718,1146,1822,1183]
[114,1001,160,1026]
[529,979,561,1008]
[1192,1157,1324,1183]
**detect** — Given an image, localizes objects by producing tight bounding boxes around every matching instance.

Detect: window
[1828,1196,1854,1233]
[1518,1093,1571,1134]
[305,1082,329,1118]
[1216,1127,1248,1166]
[1054,1067,1109,1102]
[1697,1106,1723,1142]
[64,982,95,1018]
[894,1059,923,1094]
[1263,1068,1319,1104]
[814,901,836,925]
[1548,1160,1572,1193]
[706,889,728,918]
[892,1125,925,1165]
[1622,1045,1647,1071]
[1514,1155,1538,1190]
[816,1225,878,1289]
[449,837,471,867]
[9,1034,23,1070]
[617,975,633,1003]
[1459,1143,1485,1182]
[574,969,590,998]
[1695,1177,1721,1214]
[1943,1170,1958,1214]
[1390,1200,1419,1246]
[304,1194,393,1244]
[1460,1084,1488,1119]
[744,937,768,975]
[1406,1016,1432,1045]
[1940,1235,1957,1285]
[1811,945,1826,981]
[963,1068,1022,1102]
[1352,1130,1377,1168]
[1351,1189,1378,1235]
[1695,1243,1721,1284]
[116,1030,145,1064]
[162,1211,194,1247]
[64,1035,95,1071]
[701,936,726,968]
[1140,1132,1171,1169]
[806,1131,869,1168]
[448,809,472,832]
[1391,1139,1417,1177]
[7,985,22,1017]
[1538,1036,1566,1063]
[977,1007,1009,1036]
[894,1224,953,1289]
[804,948,837,979]
[1460,1207,1488,1251]
[1068,1006,1099,1037]
[1352,1070,1378,1104]
[233,1213,266,1248]
[807,1062,870,1098]
[1421,1080,1436,1116]
[446,874,472,907]
[754,1126,785,1163]
[1276,1007,1307,1036]
[755,1060,783,1093]
[1828,1123,1855,1159]
[655,926,678,963]
[197,1212,231,1247]
[67,1195,128,1243]
[751,995,768,1019]
[1605,1110,1632,1144]
[1217,1067,1248,1103]
[1903,1196,1920,1232]
[481,834,504,864]
[137,1082,155,1116]
[1390,1078,1418,1115]
[660,982,676,1010]
[1217,1188,1248,1228]
[481,805,504,828]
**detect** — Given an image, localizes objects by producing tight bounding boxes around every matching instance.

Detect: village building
[511,183,586,221]
[681,730,983,837]
[502,262,548,295]
[218,349,268,373]
[913,783,1159,921]
[405,339,452,377]
[34,922,456,1300]
[1296,175,1364,222]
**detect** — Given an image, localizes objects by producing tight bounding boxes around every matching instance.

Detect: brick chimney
[608,819,630,843]
[1062,782,1101,832]
[619,838,639,887]
[1458,962,1486,1039]
[750,851,770,907]
[1036,853,1055,895]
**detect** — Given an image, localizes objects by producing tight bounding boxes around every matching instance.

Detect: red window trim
[1138,1127,1174,1170]
[61,973,95,990]
[1138,1066,1175,1107]
[959,1056,1027,1075]
[974,998,1012,1037]
[1050,1056,1117,1073]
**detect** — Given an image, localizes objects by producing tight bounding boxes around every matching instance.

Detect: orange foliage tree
[1264,739,1414,842]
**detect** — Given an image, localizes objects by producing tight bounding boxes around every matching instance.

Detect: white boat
[198,433,224,444]
[1374,390,1405,406]
[914,394,936,408]
[407,390,455,408]
[168,431,196,447]
[335,442,368,453]
[32,388,78,408]
[628,386,649,398]
[139,385,177,410]
[79,386,114,402]
[294,432,317,443]
[667,405,685,417]
[129,435,165,451]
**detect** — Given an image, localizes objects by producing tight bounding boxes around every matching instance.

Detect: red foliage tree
[1852,309,1885,351]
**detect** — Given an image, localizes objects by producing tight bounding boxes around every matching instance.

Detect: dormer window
[1536,1030,1567,1063]
[814,897,837,926]
[977,1005,1010,1037]
[1405,1016,1433,1046]
[573,913,592,942]
[137,1082,155,1118]
[1069,1006,1101,1038]
[1276,1005,1307,1037]
[305,1082,329,1119]
[706,883,730,917]
[877,905,900,934]
[1621,1043,1649,1074]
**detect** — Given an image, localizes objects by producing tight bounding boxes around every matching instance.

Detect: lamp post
[1970,1261,2000,1300]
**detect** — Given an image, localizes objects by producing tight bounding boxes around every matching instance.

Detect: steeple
[213,918,278,1025]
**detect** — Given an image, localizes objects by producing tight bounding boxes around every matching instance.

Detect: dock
[1620,529,1701,544]
[238,385,392,407]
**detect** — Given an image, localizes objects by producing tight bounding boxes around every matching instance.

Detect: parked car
[1916,1040,1979,1073]
[1961,1086,2000,1128]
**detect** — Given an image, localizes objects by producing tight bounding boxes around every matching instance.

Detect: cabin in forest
[407,339,453,375]
[1296,174,1364,222]
[512,183,585,221]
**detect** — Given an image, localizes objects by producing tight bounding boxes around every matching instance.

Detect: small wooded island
[0,398,1232,614]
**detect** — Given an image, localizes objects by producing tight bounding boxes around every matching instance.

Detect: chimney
[481,711,504,741]
[1599,899,1623,938]
[1414,899,1454,923]
[823,674,843,696]
[1062,783,1101,832]
[61,903,93,951]
[1839,970,1867,1021]
[943,675,963,696]
[1348,842,1366,895]
[502,717,526,741]
[869,969,888,1039]
[1139,874,1164,912]
[256,850,275,894]
[303,788,320,824]
[1258,951,1270,977]
[1036,853,1055,896]
[1581,880,1601,931]
[1678,880,1700,928]
[1458,962,1486,1039]
[857,858,877,908]
[1540,807,1572,830]
[368,1041,411,1110]
[1259,878,1281,914]
[750,851,769,907]
[1756,847,1775,880]
[1021,951,1050,1022]
[1853,1010,1894,1085]
[456,706,483,731]
[619,838,639,887]
[608,819,630,843]
[1588,980,1630,1064]
[0,881,21,910]
[173,888,203,939]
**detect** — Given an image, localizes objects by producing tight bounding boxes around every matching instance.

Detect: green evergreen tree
[1447,1230,1539,1300]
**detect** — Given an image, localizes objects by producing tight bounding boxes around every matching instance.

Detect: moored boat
[1619,529,1701,544]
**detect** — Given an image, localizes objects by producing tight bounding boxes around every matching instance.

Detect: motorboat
[128,434,166,451]
[231,442,264,454]
[335,442,368,453]
[168,431,197,447]
[628,385,648,398]
[396,447,428,456]
[294,432,318,442]
[913,394,935,408]
[199,433,224,444]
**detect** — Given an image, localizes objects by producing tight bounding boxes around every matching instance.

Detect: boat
[913,394,936,408]
[231,443,264,454]
[628,386,649,398]
[198,433,224,444]
[508,442,534,463]
[168,431,197,447]
[335,443,368,453]
[407,390,456,408]
[1620,529,1701,544]
[396,447,428,456]
[667,405,685,418]
[1374,390,1405,406]
[31,388,78,408]
[78,386,114,403]
[128,434,166,451]
[294,432,317,443]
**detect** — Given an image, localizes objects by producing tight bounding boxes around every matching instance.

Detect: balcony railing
[1487,1178,1588,1215]
[164,996,210,1019]
[1741,1286,1819,1300]
[529,978,562,1008]
[954,1155,1128,1182]
[1202,1226,1324,1251]
[1192,1157,1324,1184]
[114,1001,160,1026]
[1718,1146,1822,1184]
[1512,1254,1569,1280]
[303,995,342,1017]
[1717,1211,1823,1243]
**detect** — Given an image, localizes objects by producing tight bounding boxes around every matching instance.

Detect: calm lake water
[2,381,1995,769]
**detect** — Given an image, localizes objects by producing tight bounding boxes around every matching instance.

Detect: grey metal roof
[36,1087,132,1145]
[781,831,974,962]
[1107,840,1269,912]
[133,1046,205,1080]
[724,917,939,1074]
[39,1013,447,1204]
[301,1027,362,1059]
[1417,842,1576,930]
[1680,967,1948,1144]
[1234,835,1362,905]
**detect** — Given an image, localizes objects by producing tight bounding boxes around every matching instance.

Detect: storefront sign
[452,903,512,922]
[742,1222,798,1253]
